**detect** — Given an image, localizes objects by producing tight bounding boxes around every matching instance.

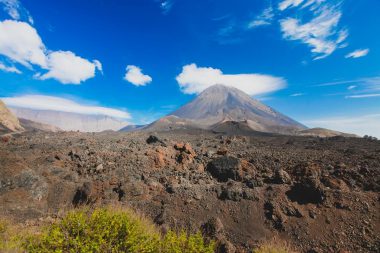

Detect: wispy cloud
[345,48,369,59]
[0,61,21,74]
[313,76,380,87]
[215,19,245,45]
[279,0,327,11]
[278,0,305,11]
[248,7,274,29]
[159,0,174,14]
[280,3,348,60]
[290,93,305,97]
[2,95,131,119]
[176,63,286,96]
[345,94,380,99]
[304,114,380,138]
[313,76,380,98]
[0,0,33,23]
[124,65,152,86]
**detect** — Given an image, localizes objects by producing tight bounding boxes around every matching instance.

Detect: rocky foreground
[0,130,379,252]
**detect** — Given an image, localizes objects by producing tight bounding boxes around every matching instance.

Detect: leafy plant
[22,207,215,253]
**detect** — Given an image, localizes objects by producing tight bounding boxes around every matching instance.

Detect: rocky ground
[0,129,379,252]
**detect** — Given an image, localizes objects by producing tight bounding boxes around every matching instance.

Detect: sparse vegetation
[1,213,296,253]
[253,239,295,253]
[0,219,24,252]
[21,207,215,253]
[0,220,6,250]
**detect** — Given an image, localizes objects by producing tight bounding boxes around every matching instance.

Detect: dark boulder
[286,178,325,204]
[146,135,165,146]
[207,156,242,182]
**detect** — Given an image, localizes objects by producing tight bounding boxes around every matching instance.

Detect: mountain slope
[10,107,128,132]
[0,100,24,133]
[143,115,199,132]
[170,85,306,134]
[19,118,61,132]
[297,128,359,138]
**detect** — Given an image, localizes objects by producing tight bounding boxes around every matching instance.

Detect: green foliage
[161,230,215,253]
[0,219,22,251]
[0,219,6,250]
[22,207,215,253]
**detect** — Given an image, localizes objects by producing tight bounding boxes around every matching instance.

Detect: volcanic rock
[207,156,243,182]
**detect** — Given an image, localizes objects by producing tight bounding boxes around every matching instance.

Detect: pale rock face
[169,84,306,134]
[0,100,24,132]
[10,107,128,132]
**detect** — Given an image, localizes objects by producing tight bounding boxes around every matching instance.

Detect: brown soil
[0,130,379,252]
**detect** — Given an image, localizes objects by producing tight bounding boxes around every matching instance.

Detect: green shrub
[161,230,215,253]
[0,220,6,250]
[22,207,215,253]
[0,219,23,252]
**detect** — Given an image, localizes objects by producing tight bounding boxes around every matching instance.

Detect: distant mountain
[167,85,306,134]
[120,124,146,132]
[10,107,128,132]
[211,120,273,136]
[19,118,61,132]
[143,115,199,132]
[0,100,24,133]
[297,128,359,138]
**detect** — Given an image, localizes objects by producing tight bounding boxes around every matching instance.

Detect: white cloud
[279,0,326,11]
[124,65,152,86]
[345,48,369,59]
[314,76,380,87]
[93,59,103,73]
[0,0,33,23]
[278,0,304,11]
[0,20,47,68]
[304,114,380,138]
[313,76,380,97]
[37,51,101,85]
[176,63,286,96]
[2,95,131,119]
[0,20,101,84]
[345,94,380,99]
[0,61,21,73]
[290,93,305,96]
[280,3,347,59]
[248,7,274,28]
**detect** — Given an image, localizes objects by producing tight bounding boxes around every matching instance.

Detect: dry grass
[253,237,297,253]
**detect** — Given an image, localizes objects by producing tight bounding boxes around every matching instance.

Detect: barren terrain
[0,130,379,252]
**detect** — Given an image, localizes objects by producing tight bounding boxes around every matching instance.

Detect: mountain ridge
[9,107,128,132]
[162,84,307,134]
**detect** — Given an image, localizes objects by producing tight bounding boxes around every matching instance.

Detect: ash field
[1,129,379,252]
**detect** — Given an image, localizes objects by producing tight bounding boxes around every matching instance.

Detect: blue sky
[0,0,379,137]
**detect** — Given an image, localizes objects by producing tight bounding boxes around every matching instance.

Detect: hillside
[0,100,24,133]
[170,85,306,134]
[10,107,128,132]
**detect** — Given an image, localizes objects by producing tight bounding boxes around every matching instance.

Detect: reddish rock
[217,147,228,155]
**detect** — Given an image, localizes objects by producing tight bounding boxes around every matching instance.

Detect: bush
[0,219,24,252]
[161,230,214,253]
[22,207,214,253]
[0,220,6,250]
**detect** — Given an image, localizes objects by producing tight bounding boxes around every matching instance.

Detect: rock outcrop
[0,100,24,133]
